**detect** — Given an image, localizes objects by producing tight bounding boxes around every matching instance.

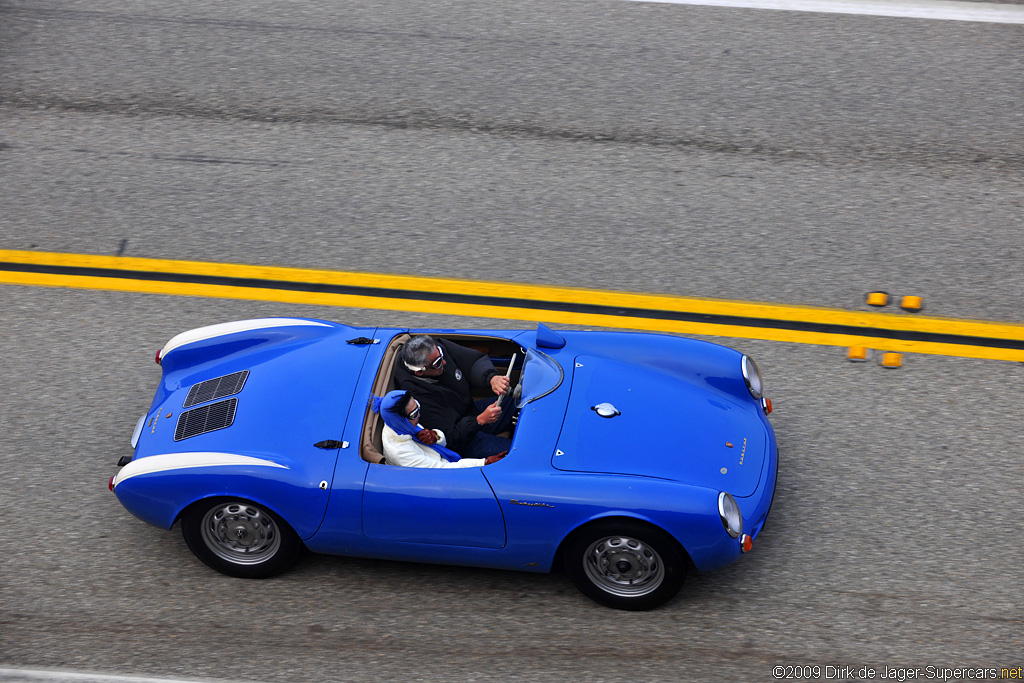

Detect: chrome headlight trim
[741,355,763,398]
[130,414,147,449]
[718,491,743,539]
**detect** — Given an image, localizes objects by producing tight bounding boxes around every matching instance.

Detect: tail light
[155,349,162,365]
[108,475,116,492]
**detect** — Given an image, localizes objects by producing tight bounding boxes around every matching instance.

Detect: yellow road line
[2,249,1023,361]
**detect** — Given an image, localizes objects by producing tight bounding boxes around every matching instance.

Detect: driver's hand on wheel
[415,429,438,446]
[476,403,502,425]
[490,375,511,396]
[485,452,507,465]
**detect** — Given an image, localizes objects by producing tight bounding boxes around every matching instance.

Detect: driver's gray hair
[401,335,437,371]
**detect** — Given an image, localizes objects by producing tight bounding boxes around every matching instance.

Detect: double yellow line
[3,248,1023,362]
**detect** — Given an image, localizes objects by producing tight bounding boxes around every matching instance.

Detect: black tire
[181,498,302,579]
[562,519,687,611]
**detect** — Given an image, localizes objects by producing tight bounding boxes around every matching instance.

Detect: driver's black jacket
[394,339,499,453]
[391,337,499,454]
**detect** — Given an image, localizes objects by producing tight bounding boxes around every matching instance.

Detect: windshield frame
[516,346,564,407]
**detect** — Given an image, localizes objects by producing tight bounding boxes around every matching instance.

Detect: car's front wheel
[181,498,302,579]
[563,520,687,610]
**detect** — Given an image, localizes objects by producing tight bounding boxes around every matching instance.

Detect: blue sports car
[110,318,778,610]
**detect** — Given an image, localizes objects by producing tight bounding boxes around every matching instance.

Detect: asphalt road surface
[1,1,1022,681]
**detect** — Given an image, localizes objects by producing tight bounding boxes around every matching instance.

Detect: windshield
[516,347,563,408]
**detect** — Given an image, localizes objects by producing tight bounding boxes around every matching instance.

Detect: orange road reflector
[847,346,870,361]
[881,352,903,368]
[866,292,889,307]
[900,295,923,312]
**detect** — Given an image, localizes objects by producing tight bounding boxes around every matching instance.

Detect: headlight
[718,492,743,538]
[741,355,763,398]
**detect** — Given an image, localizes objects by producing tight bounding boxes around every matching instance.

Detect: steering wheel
[507,358,525,426]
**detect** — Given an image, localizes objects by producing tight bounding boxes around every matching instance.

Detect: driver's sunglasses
[408,400,421,420]
[429,346,445,370]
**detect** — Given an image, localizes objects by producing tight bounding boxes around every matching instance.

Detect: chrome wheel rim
[582,535,665,598]
[200,502,281,565]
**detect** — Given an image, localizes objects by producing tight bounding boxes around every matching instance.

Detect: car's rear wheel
[563,520,686,610]
[181,498,302,579]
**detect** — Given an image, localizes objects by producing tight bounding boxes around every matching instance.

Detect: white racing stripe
[619,0,1024,24]
[112,452,288,488]
[160,317,331,360]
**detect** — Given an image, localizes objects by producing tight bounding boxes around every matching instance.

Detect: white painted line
[0,668,251,683]
[620,0,1024,24]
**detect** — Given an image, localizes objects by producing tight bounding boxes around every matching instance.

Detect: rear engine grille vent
[183,370,249,408]
[174,398,238,441]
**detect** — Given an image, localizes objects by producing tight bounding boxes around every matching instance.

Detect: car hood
[552,355,768,496]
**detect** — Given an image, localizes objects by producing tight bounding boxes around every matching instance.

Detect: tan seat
[360,419,387,465]
[359,334,410,464]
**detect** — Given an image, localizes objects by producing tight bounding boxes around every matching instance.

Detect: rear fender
[112,452,328,539]
[157,318,355,375]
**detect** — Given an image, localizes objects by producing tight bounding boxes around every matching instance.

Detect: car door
[362,464,506,549]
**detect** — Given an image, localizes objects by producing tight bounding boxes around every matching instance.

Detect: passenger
[394,335,514,459]
[375,390,505,468]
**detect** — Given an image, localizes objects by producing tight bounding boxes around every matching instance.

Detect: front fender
[112,452,329,539]
[495,472,743,573]
[557,331,757,407]
[562,481,744,572]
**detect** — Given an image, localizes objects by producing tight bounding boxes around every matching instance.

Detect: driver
[394,335,513,459]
